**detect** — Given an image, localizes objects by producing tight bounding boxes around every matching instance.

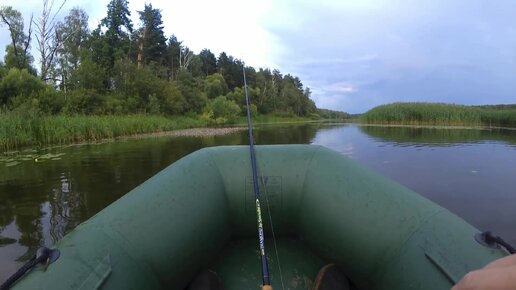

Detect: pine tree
[98,0,133,69]
[199,49,217,76]
[165,35,182,80]
[55,8,90,91]
[136,4,167,67]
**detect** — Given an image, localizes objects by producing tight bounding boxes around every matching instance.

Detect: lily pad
[0,237,17,246]
[6,161,20,167]
[37,153,66,160]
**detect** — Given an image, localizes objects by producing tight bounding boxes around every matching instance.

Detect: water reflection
[0,126,318,281]
[1,124,515,283]
[359,125,516,147]
[311,124,516,249]
[254,123,320,145]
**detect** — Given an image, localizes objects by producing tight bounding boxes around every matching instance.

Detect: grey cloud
[264,0,516,113]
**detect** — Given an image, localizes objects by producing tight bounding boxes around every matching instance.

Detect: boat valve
[475,231,515,254]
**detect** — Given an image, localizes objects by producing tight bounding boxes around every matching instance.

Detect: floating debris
[37,153,66,160]
[1,152,66,167]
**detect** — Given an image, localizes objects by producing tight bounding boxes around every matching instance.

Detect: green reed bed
[361,103,516,128]
[479,109,516,128]
[0,114,205,152]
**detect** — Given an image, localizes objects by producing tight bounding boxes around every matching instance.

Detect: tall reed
[0,114,205,152]
[361,103,516,128]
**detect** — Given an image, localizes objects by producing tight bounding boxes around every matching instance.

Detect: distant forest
[0,0,337,121]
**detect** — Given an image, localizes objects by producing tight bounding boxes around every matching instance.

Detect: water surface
[1,124,515,282]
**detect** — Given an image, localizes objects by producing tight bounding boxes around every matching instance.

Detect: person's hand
[451,254,516,290]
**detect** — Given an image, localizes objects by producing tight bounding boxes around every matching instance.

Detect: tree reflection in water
[0,125,318,281]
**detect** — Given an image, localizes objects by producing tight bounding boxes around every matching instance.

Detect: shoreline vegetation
[358,123,516,131]
[1,1,347,152]
[0,113,332,153]
[0,114,200,152]
[0,1,345,154]
[5,101,516,153]
[360,103,516,128]
[1,3,514,155]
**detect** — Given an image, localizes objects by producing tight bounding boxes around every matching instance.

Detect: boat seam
[370,207,446,287]
[297,145,324,226]
[205,148,233,236]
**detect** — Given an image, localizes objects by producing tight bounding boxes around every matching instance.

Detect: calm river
[1,124,515,282]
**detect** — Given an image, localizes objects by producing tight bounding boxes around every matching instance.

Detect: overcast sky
[1,0,515,113]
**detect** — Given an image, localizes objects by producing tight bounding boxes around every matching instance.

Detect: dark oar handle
[0,256,42,290]
[0,247,60,290]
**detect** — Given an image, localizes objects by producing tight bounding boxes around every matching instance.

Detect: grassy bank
[361,103,516,128]
[0,114,206,152]
[0,113,322,152]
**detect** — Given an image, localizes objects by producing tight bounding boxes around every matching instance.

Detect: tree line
[0,0,318,122]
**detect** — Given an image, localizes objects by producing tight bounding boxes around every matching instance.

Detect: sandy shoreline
[120,127,247,139]
[1,127,247,153]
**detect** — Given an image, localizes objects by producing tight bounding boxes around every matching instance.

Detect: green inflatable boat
[8,145,509,290]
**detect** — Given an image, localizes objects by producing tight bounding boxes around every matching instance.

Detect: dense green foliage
[0,6,35,73]
[202,96,241,124]
[0,1,317,124]
[316,108,350,120]
[361,103,516,127]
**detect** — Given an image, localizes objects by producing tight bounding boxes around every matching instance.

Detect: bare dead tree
[0,11,20,59]
[25,15,33,59]
[179,47,194,71]
[271,75,278,111]
[261,78,267,107]
[34,0,67,81]
[137,28,147,70]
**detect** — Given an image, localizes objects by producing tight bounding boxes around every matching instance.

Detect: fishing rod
[243,66,272,290]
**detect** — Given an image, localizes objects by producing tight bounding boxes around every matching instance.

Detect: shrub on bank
[202,96,241,124]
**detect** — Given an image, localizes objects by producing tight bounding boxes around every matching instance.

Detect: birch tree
[54,8,89,91]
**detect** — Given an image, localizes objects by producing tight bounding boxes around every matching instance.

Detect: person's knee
[452,270,481,290]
